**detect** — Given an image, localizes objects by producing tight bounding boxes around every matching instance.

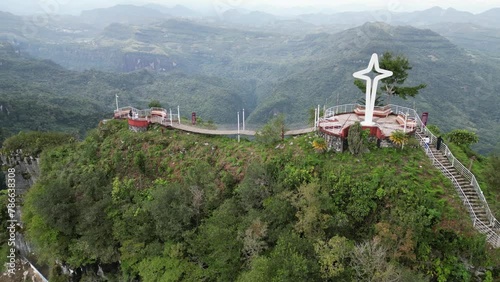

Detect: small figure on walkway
[423,135,430,149]
[129,109,133,118]
[437,136,443,150]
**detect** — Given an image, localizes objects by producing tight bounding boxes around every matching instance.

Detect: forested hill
[3,16,500,152]
[2,121,499,281]
[0,42,257,144]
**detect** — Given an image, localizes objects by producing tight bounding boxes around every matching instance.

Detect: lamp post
[324,98,330,119]
[177,106,180,124]
[237,111,240,143]
[242,108,245,131]
[115,94,119,111]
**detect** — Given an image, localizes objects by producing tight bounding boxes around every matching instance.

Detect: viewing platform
[318,104,419,139]
[316,104,421,152]
[114,106,180,132]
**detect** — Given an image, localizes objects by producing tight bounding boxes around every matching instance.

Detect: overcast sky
[1,0,499,15]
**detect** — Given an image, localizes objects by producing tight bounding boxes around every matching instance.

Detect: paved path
[168,123,315,136]
[116,107,315,137]
[121,115,316,137]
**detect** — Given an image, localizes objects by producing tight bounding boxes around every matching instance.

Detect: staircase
[430,147,490,223]
[415,131,500,248]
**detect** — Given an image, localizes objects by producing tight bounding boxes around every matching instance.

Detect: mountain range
[1,5,500,153]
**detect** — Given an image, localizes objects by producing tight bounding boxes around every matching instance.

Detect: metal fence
[399,105,500,247]
[322,103,499,247]
[114,106,180,125]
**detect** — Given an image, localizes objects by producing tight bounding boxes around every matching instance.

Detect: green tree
[256,114,288,145]
[356,95,385,107]
[426,124,441,136]
[290,182,330,240]
[189,199,243,281]
[134,151,146,173]
[238,231,319,282]
[347,122,367,155]
[236,162,273,211]
[148,100,162,108]
[314,236,354,279]
[147,182,194,241]
[354,52,426,104]
[446,129,479,147]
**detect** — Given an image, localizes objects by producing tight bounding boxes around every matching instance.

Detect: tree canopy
[447,129,479,147]
[5,123,498,281]
[354,52,427,103]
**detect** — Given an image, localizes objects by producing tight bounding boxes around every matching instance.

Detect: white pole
[242,108,245,131]
[170,108,173,126]
[177,105,180,124]
[317,104,320,124]
[115,94,119,111]
[317,108,320,128]
[314,108,317,129]
[403,113,408,133]
[237,111,240,142]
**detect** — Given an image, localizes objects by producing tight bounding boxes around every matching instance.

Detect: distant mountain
[3,15,500,152]
[294,7,477,27]
[221,9,277,27]
[426,22,500,57]
[475,8,500,27]
[143,4,200,18]
[80,5,169,28]
[398,7,475,25]
[297,11,379,26]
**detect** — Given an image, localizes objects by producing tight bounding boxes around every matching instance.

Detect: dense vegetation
[3,121,498,281]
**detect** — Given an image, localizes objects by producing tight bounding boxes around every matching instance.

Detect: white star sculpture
[353,53,393,126]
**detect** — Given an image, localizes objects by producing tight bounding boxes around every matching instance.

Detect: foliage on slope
[9,121,499,281]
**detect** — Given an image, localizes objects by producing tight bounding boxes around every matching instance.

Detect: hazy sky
[1,0,499,15]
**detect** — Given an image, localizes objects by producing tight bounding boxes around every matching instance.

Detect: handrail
[416,132,500,247]
[324,104,357,119]
[419,126,497,228]
[381,104,499,247]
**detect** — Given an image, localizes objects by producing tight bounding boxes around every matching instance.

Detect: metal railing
[114,106,180,125]
[418,127,498,227]
[323,103,499,246]
[409,110,500,247]
[324,104,357,118]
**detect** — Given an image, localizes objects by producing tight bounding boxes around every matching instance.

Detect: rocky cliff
[1,151,47,281]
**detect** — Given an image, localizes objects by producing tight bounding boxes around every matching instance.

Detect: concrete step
[462,193,480,199]
[462,186,477,191]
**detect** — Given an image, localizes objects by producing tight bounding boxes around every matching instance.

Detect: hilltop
[1,121,499,280]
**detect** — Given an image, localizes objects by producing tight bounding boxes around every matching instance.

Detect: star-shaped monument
[353,53,393,126]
